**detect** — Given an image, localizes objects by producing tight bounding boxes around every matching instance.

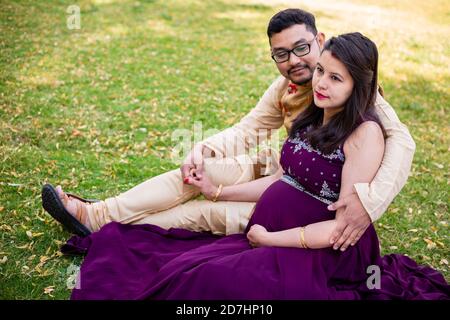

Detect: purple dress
[63,128,450,300]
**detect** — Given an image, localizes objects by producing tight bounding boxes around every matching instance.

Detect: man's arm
[354,93,416,222]
[181,76,287,181]
[200,76,287,158]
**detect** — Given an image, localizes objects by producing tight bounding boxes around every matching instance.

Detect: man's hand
[247,224,271,248]
[327,192,372,251]
[180,144,205,182]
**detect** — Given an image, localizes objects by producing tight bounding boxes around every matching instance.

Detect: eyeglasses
[271,35,318,63]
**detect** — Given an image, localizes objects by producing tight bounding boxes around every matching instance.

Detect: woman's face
[312,50,354,113]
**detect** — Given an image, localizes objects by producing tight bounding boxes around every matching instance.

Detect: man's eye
[275,52,288,58]
[293,45,309,54]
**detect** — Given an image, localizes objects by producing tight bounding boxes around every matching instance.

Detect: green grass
[0,0,449,299]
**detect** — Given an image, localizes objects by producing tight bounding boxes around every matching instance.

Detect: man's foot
[55,185,92,231]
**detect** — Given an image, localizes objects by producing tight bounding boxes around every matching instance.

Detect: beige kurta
[202,76,416,222]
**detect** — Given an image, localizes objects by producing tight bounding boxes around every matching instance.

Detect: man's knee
[203,156,255,186]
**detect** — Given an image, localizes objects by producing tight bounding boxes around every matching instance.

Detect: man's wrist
[352,184,375,222]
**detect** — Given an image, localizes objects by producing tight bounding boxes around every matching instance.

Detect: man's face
[270,24,323,85]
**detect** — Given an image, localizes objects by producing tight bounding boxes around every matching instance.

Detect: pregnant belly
[247,180,334,232]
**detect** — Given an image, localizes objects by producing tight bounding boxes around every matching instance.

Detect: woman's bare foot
[55,185,92,231]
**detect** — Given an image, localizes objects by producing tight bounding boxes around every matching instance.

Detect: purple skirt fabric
[62,131,450,300]
[62,180,450,300]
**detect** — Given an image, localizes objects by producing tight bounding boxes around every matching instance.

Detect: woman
[62,33,449,299]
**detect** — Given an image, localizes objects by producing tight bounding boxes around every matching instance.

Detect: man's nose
[288,52,302,66]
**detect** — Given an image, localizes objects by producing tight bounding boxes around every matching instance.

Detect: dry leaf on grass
[44,286,55,296]
[423,238,437,250]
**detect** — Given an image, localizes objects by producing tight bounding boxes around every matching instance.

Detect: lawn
[0,0,449,299]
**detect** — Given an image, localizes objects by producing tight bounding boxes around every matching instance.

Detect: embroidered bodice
[279,127,345,205]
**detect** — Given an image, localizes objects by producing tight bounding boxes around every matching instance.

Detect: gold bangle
[299,226,308,249]
[212,184,223,202]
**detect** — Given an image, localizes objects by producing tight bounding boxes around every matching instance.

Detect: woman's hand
[247,224,272,248]
[185,170,218,200]
[180,144,205,181]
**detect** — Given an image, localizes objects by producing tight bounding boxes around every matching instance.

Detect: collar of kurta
[287,80,312,95]
[279,80,314,116]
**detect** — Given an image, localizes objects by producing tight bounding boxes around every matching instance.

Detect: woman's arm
[218,166,283,202]
[248,121,385,249]
[188,166,284,202]
[248,220,339,249]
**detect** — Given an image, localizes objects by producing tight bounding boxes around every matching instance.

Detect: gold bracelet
[299,226,309,249]
[212,184,223,202]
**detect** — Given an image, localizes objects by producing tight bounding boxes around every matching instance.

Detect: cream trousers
[86,154,279,235]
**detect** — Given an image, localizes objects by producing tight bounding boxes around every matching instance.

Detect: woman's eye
[331,75,341,81]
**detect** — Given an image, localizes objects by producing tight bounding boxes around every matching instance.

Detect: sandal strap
[66,192,100,203]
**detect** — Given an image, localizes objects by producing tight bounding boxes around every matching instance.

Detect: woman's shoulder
[344,121,384,153]
[353,121,383,137]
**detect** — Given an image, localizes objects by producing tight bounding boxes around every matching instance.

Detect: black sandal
[41,184,92,237]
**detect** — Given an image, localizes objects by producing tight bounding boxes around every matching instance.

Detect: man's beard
[288,64,314,85]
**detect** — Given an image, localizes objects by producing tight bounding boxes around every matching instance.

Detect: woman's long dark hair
[289,32,386,154]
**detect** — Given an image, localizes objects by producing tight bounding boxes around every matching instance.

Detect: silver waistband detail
[280,174,334,205]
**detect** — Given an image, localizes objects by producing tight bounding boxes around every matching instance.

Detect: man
[42,8,415,252]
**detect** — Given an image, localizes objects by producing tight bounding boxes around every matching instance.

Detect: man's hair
[267,8,317,39]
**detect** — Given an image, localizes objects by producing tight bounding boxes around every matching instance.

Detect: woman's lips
[314,91,329,100]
